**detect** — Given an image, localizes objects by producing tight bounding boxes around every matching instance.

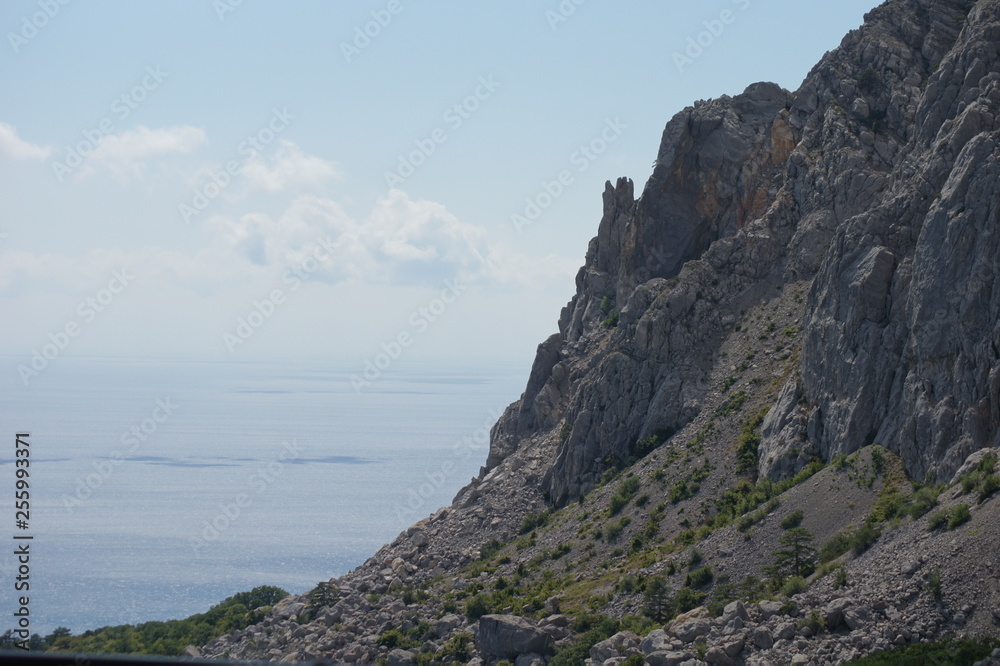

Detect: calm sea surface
[0,356,525,634]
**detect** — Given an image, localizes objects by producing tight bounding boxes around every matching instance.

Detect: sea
[0,356,526,635]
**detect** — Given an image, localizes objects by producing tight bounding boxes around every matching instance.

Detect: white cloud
[242,140,341,192]
[0,191,576,303]
[207,190,576,288]
[78,125,207,182]
[0,122,52,161]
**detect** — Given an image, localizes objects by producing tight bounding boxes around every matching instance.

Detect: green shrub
[925,567,943,601]
[947,503,971,529]
[833,565,848,590]
[819,531,852,563]
[907,486,939,518]
[674,587,705,613]
[736,409,768,475]
[857,66,881,93]
[602,311,620,328]
[437,632,473,662]
[798,609,825,634]
[927,508,949,531]
[605,517,631,541]
[714,390,749,418]
[480,538,503,560]
[600,295,613,315]
[519,510,549,534]
[464,594,492,620]
[979,475,1000,503]
[781,576,808,597]
[781,510,804,530]
[550,616,620,666]
[845,637,1000,665]
[849,525,880,555]
[684,566,713,589]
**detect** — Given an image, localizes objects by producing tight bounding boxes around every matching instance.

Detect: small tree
[773,527,817,578]
[643,577,672,622]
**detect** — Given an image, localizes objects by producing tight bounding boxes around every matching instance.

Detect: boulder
[670,618,711,643]
[776,621,797,641]
[705,646,736,665]
[758,600,783,620]
[646,651,695,666]
[753,626,774,649]
[823,597,854,629]
[477,614,550,658]
[590,631,640,663]
[844,606,870,631]
[722,600,749,624]
[436,613,463,638]
[386,648,416,665]
[641,629,671,655]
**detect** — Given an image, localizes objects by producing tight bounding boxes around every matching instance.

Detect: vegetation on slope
[0,585,288,656]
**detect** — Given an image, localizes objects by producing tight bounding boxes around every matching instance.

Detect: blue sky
[0,0,879,370]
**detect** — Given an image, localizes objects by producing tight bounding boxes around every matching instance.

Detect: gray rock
[386,648,416,665]
[476,614,550,659]
[722,616,744,634]
[776,621,797,641]
[822,597,854,629]
[723,637,745,659]
[181,645,201,658]
[705,646,736,666]
[844,606,871,631]
[590,631,639,663]
[435,613,462,638]
[641,629,671,655]
[753,626,774,649]
[722,600,749,624]
[515,654,546,666]
[646,651,696,666]
[670,618,712,643]
[410,530,428,548]
[758,600,783,620]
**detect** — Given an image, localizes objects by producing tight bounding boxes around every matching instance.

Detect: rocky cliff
[492,0,1000,503]
[198,0,1000,663]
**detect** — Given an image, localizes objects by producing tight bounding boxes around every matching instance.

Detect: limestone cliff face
[488,0,1000,501]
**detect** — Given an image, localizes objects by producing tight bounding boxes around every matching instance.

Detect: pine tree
[773,527,817,578]
[643,577,673,622]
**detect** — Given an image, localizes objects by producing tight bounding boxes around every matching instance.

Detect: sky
[0,0,882,373]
